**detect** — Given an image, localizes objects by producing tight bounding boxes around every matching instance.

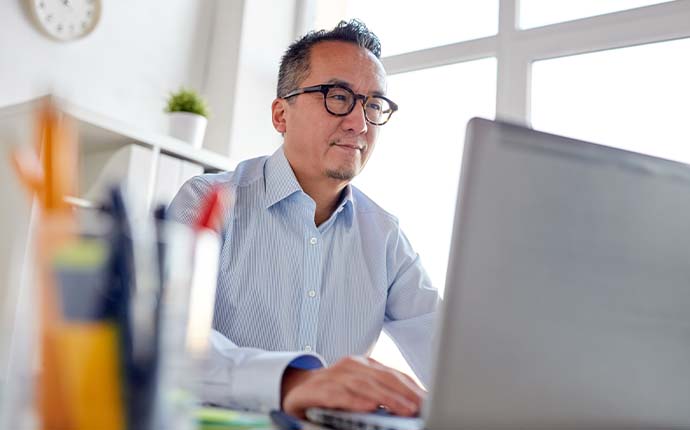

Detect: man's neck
[297,173,348,226]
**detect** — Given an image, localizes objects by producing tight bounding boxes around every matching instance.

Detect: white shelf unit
[0,96,237,380]
[0,95,237,217]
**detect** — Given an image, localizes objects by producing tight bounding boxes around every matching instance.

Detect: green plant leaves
[165,87,210,118]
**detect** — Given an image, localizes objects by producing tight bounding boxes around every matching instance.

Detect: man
[169,19,440,419]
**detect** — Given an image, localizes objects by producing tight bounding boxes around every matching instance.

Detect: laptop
[306,118,690,430]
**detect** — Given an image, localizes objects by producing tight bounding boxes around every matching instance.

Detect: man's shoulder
[350,185,400,227]
[189,155,269,189]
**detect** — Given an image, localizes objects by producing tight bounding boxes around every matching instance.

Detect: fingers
[336,357,423,415]
[356,358,424,406]
[341,375,418,416]
[366,357,426,392]
[365,356,425,392]
[283,376,379,418]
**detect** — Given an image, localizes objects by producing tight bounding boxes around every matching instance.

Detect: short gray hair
[276,19,382,99]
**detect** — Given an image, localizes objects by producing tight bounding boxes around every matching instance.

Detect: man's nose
[341,99,368,134]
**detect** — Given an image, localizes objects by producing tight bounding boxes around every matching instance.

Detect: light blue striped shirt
[169,146,440,411]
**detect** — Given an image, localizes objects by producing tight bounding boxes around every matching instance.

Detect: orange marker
[11,97,79,430]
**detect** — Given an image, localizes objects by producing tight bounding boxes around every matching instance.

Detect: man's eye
[367,102,383,111]
[329,94,349,102]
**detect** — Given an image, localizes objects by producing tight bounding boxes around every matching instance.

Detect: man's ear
[272,98,287,134]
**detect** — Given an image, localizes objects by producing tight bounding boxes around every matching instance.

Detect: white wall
[225,0,299,161]
[202,0,246,156]
[0,0,302,161]
[0,0,214,136]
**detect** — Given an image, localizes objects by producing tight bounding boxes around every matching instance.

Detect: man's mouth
[331,141,365,151]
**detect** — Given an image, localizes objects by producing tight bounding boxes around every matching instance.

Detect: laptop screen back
[427,118,690,429]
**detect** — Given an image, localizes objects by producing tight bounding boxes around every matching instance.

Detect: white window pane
[314,0,498,56]
[355,58,497,297]
[355,58,496,374]
[532,38,690,164]
[359,58,496,379]
[520,0,674,29]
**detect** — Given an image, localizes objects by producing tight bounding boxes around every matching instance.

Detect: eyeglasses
[282,84,398,126]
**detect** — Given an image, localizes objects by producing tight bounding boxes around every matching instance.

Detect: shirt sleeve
[202,330,324,411]
[383,225,441,388]
[168,178,325,412]
[168,174,214,226]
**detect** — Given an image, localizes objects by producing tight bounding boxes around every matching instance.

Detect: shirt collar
[264,146,303,209]
[263,146,356,215]
[339,183,354,212]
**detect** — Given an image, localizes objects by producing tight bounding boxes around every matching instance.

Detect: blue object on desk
[269,410,302,430]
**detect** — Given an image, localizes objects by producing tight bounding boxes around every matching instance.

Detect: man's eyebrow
[325,78,386,97]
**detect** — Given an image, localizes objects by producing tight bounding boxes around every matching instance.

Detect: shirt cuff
[233,352,324,412]
[201,350,325,412]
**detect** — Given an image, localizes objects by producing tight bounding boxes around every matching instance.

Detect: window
[520,0,674,29]
[532,38,690,163]
[354,59,497,295]
[313,0,498,56]
[355,59,496,383]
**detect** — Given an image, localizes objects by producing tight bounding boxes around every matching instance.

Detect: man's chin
[325,168,357,181]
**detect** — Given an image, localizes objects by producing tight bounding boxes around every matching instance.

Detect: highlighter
[52,236,126,430]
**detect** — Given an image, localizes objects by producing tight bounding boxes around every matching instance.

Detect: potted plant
[165,87,210,149]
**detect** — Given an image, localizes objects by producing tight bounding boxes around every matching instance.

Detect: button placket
[297,227,322,353]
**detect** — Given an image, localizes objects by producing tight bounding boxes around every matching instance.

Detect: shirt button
[308,290,316,298]
[304,345,312,352]
[309,237,318,245]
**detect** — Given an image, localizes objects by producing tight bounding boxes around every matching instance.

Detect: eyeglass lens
[325,86,392,124]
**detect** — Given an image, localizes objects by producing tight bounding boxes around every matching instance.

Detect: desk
[199,407,328,430]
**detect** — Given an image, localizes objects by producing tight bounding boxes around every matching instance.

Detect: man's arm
[204,330,324,411]
[205,328,424,417]
[382,226,441,388]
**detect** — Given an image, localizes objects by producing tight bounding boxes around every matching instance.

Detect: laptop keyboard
[305,407,423,430]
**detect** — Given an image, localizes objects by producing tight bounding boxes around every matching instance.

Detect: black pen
[269,409,302,430]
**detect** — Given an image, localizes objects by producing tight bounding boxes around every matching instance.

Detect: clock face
[29,0,101,42]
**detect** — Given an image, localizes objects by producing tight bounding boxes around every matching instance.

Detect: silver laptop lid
[426,118,690,429]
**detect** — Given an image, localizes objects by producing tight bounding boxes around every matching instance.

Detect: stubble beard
[325,139,367,181]
[325,167,356,181]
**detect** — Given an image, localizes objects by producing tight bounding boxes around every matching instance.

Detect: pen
[270,409,303,430]
[185,187,223,356]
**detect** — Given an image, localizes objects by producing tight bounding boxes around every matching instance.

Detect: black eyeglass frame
[282,84,399,126]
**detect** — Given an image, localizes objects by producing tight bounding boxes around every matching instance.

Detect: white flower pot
[168,112,208,149]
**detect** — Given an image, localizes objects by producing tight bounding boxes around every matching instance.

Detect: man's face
[274,41,388,184]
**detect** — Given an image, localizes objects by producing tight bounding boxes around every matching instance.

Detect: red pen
[186,186,224,357]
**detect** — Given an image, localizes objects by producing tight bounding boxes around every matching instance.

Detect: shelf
[0,95,237,172]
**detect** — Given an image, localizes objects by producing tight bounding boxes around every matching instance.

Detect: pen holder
[154,220,221,430]
[1,194,222,430]
[1,211,127,430]
[153,221,196,430]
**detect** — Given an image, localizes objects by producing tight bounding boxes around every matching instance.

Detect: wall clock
[27,0,102,42]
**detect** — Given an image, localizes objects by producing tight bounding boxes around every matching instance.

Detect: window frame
[298,0,690,126]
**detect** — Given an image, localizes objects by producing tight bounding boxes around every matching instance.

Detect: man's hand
[281,356,425,419]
